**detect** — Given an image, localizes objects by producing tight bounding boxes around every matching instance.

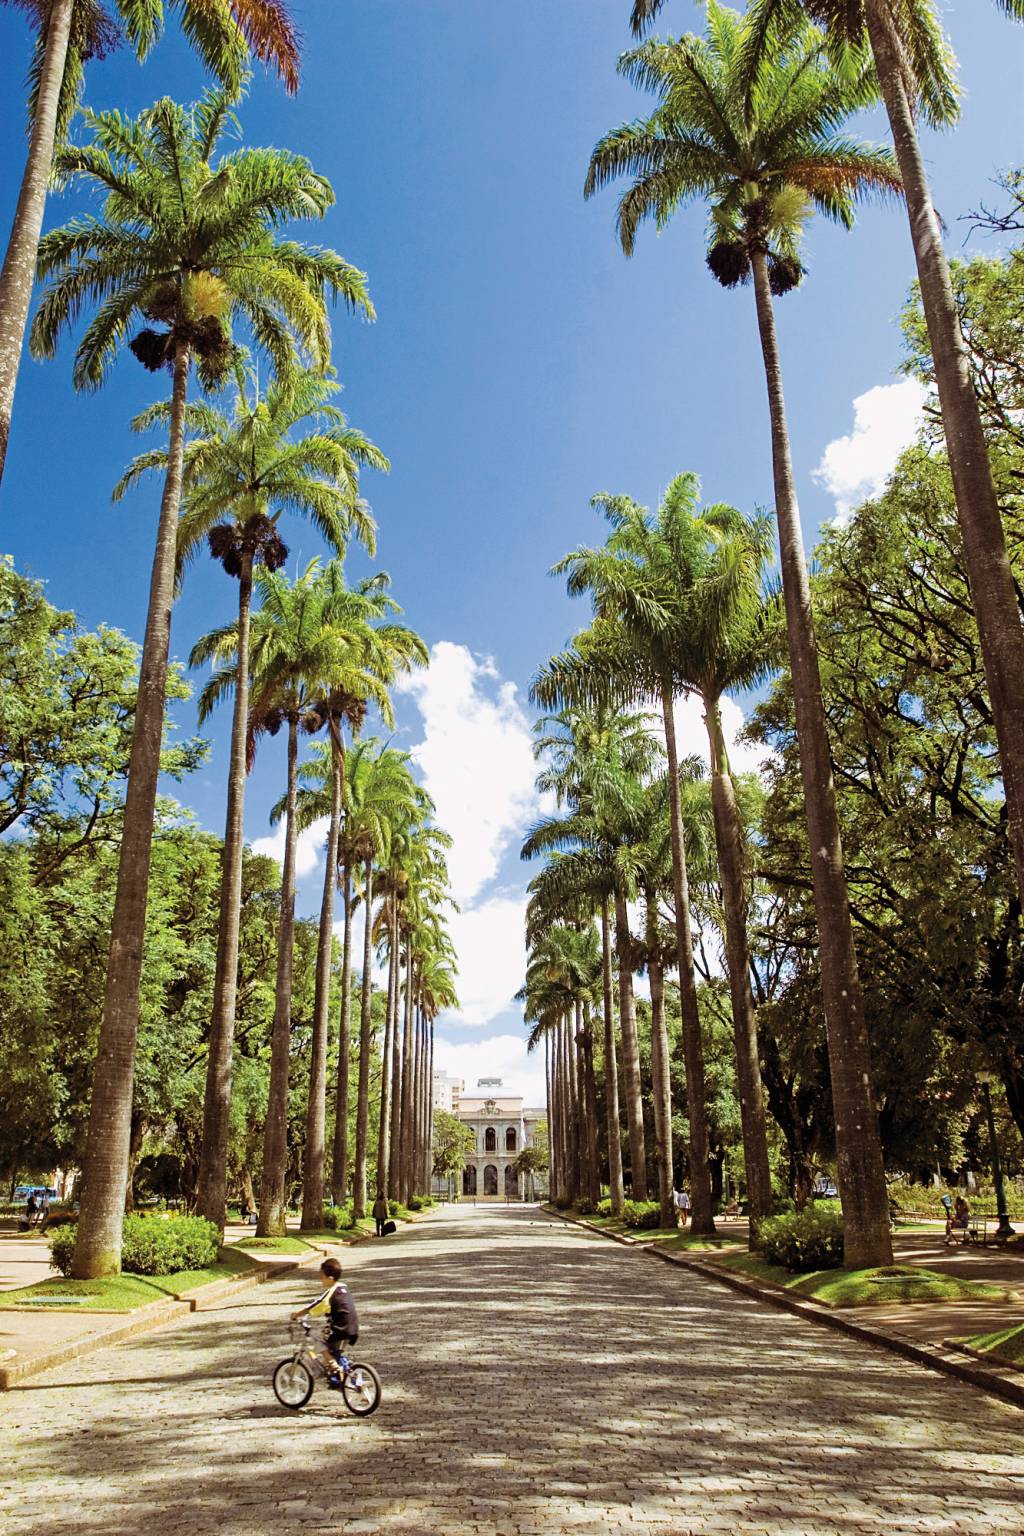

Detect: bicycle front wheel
[341,1361,381,1416]
[273,1357,314,1408]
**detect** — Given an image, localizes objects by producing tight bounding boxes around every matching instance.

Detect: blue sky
[1,1,1021,1101]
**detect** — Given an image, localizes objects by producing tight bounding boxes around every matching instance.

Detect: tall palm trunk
[579,1003,601,1207]
[612,889,648,1200]
[257,713,300,1237]
[71,343,191,1278]
[600,897,625,1214]
[660,681,716,1237]
[552,1017,566,1200]
[301,724,344,1229]
[389,926,407,1192]
[376,896,398,1199]
[414,1006,426,1194]
[196,555,255,1228]
[558,1013,574,1204]
[0,0,74,487]
[864,0,1024,913]
[544,1032,555,1200]
[704,695,773,1240]
[563,1011,579,1204]
[399,950,415,1204]
[644,890,675,1229]
[750,247,891,1268]
[353,855,374,1218]
[330,867,353,1206]
[426,1018,435,1194]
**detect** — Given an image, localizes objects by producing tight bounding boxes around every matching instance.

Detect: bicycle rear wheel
[341,1361,381,1416]
[273,1357,314,1408]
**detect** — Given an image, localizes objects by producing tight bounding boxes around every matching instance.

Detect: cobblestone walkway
[2,1204,1023,1535]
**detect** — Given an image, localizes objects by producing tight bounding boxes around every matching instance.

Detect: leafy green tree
[586,2,899,1265]
[0,0,302,485]
[0,556,200,879]
[432,1109,475,1192]
[31,91,371,1277]
[120,366,387,1228]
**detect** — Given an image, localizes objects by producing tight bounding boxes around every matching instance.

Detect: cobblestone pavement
[2,1204,1023,1536]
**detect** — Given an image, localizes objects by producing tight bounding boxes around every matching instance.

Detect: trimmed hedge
[760,1208,844,1273]
[320,1203,356,1231]
[48,1214,220,1278]
[622,1199,661,1230]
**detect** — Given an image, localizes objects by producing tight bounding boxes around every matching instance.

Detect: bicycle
[272,1320,382,1416]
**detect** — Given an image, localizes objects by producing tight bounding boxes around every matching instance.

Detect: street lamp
[977,1071,1015,1241]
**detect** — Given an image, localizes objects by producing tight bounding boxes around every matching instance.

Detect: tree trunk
[240,1165,256,1215]
[353,855,374,1219]
[71,343,191,1278]
[376,896,398,1200]
[399,947,415,1204]
[330,867,353,1206]
[196,556,254,1229]
[0,0,74,487]
[389,925,407,1194]
[659,681,715,1237]
[600,897,625,1214]
[545,1030,558,1201]
[301,724,344,1229]
[580,1004,601,1207]
[613,889,648,1200]
[644,891,675,1229]
[563,1010,579,1205]
[750,247,891,1268]
[704,695,773,1242]
[256,714,300,1237]
[864,0,1024,912]
[427,1020,435,1194]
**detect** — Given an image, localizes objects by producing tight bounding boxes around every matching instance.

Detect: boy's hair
[320,1257,343,1281]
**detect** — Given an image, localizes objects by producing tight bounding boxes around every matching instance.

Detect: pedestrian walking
[673,1187,691,1229]
[372,1191,389,1238]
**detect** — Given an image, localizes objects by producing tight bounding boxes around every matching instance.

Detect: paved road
[2,1204,1023,1535]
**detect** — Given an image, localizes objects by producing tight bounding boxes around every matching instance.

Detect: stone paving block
[2,1204,1024,1536]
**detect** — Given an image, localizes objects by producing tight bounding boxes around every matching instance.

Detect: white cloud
[396,642,540,906]
[251,815,329,882]
[442,890,528,1026]
[813,378,927,524]
[670,692,772,778]
[433,1032,547,1108]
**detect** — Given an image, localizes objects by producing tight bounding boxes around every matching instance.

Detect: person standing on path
[372,1192,389,1238]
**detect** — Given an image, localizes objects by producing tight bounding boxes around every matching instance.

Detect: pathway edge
[545,1206,1024,1412]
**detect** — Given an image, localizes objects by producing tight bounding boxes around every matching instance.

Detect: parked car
[14,1185,57,1203]
[812,1178,838,1199]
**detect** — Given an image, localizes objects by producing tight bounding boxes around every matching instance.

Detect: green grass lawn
[0,1247,260,1311]
[294,1220,375,1242]
[228,1234,313,1254]
[719,1253,1013,1307]
[954,1322,1024,1366]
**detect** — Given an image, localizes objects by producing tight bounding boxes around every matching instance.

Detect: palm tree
[415,949,458,1194]
[586,4,898,1264]
[341,740,431,1219]
[263,577,424,1228]
[524,705,663,1208]
[198,560,392,1236]
[33,93,371,1277]
[638,0,1024,920]
[118,366,387,1228]
[0,0,301,487]
[538,476,783,1238]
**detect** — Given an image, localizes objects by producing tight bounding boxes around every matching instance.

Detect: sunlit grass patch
[720,1253,1014,1307]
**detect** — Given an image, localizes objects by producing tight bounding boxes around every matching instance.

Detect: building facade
[432,1077,547,1200]
[431,1071,463,1114]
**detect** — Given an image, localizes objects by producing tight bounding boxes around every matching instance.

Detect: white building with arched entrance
[432,1077,547,1200]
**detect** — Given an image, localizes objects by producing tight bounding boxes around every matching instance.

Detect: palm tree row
[586,0,1024,1264]
[6,43,457,1267]
[524,479,779,1244]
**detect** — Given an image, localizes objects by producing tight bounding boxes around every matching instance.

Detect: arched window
[484,1164,498,1196]
[463,1164,477,1196]
[505,1127,517,1152]
[484,1126,497,1152]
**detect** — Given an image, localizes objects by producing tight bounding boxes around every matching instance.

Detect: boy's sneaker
[327,1371,343,1389]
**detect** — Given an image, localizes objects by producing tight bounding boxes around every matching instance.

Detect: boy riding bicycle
[290,1256,360,1388]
